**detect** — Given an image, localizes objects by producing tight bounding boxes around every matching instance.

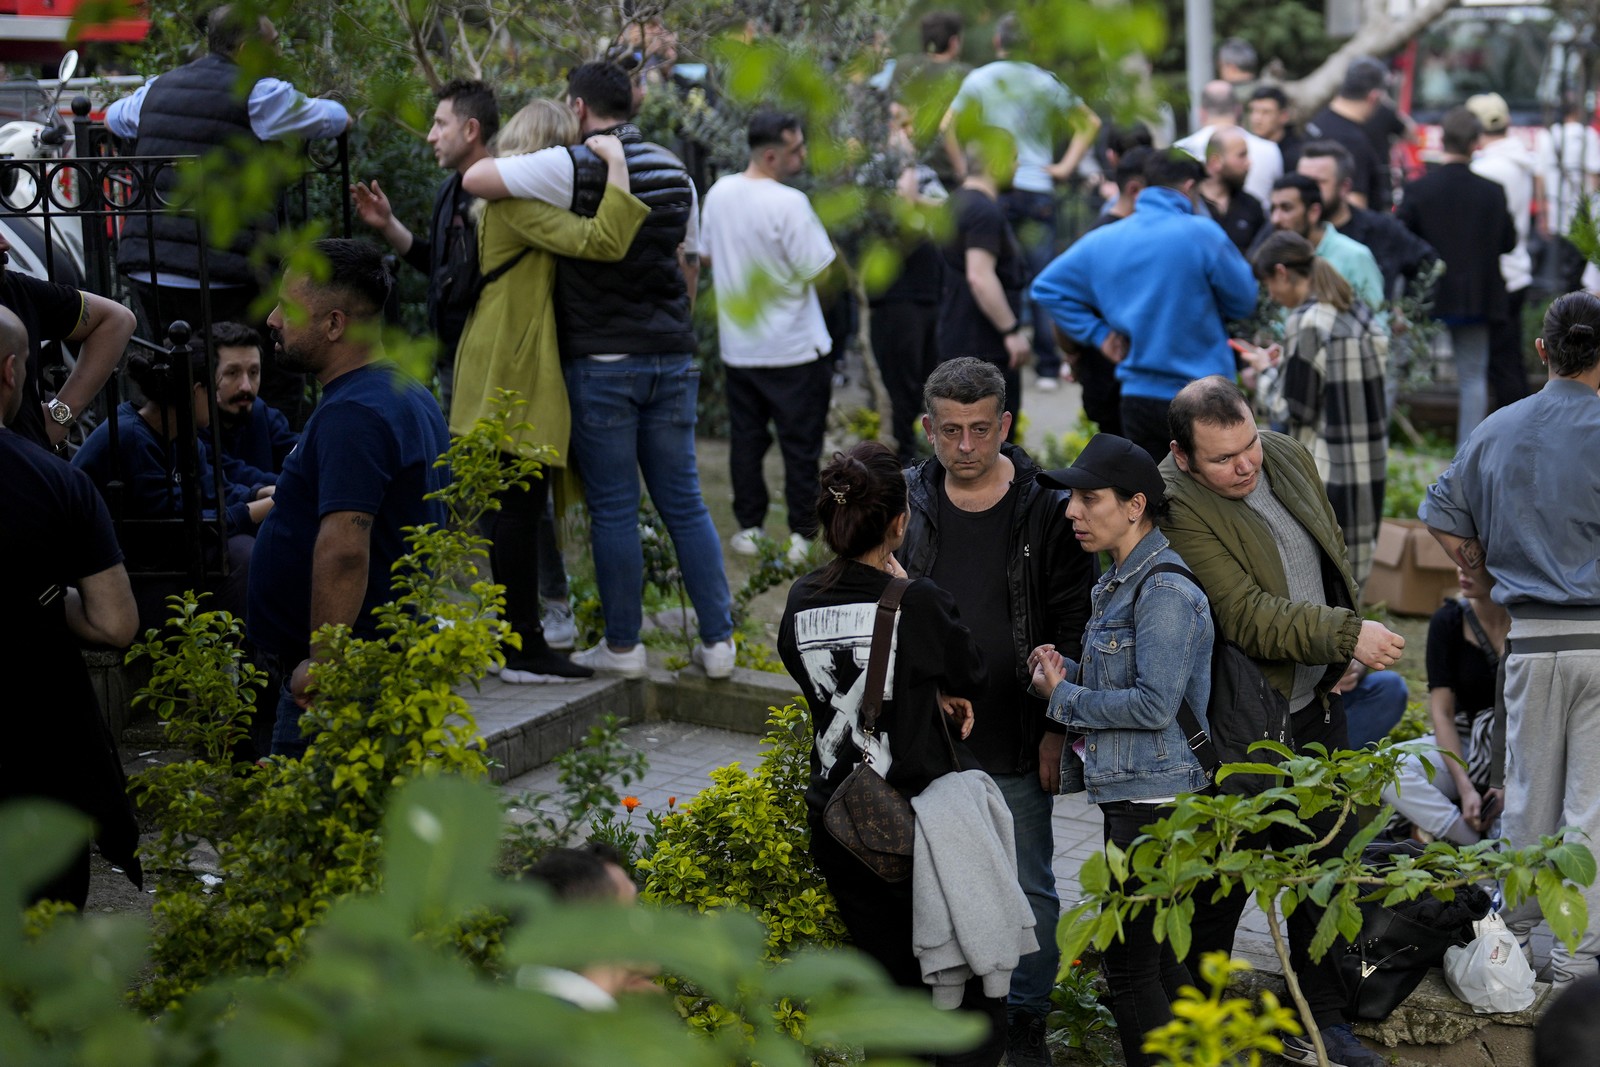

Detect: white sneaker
[541,600,576,650]
[786,533,811,564]
[1035,376,1060,392]
[730,527,764,556]
[692,639,736,679]
[571,641,647,678]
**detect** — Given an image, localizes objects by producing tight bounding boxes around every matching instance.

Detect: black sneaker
[1005,1012,1050,1067]
[500,647,594,684]
[1280,1024,1384,1067]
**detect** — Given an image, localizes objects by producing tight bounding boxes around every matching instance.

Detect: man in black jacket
[898,356,1092,1067]
[1398,107,1517,444]
[352,79,498,412]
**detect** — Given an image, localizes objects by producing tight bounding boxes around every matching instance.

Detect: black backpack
[1132,562,1294,795]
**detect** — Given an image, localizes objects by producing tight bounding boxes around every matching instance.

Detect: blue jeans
[1449,323,1491,445]
[1343,669,1410,749]
[564,354,733,648]
[991,771,1059,1018]
[1000,189,1060,378]
[270,677,310,759]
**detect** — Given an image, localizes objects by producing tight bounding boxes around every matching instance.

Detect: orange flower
[667,796,677,808]
[622,796,640,811]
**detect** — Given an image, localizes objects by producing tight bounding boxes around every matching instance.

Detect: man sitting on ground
[211,321,298,487]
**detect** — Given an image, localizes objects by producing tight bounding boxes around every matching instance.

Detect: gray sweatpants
[1501,618,1600,984]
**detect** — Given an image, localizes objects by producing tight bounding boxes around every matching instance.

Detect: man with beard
[1198,126,1266,254]
[352,80,497,412]
[247,239,450,758]
[210,321,297,487]
[1267,174,1384,314]
[1297,141,1436,306]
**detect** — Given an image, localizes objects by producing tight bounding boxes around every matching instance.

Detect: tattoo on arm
[76,295,90,331]
[683,252,700,266]
[350,515,373,530]
[1456,538,1485,570]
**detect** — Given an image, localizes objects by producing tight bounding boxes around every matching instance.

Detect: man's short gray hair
[924,356,1006,414]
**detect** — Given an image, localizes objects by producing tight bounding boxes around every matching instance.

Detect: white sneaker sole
[500,669,588,684]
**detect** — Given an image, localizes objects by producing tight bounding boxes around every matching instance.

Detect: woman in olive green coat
[451,100,648,682]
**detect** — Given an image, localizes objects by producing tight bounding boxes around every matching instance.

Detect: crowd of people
[7,4,1600,1064]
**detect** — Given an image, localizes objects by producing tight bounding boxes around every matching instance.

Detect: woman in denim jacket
[1027,434,1214,1067]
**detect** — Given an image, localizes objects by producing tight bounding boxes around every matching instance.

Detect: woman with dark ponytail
[1251,229,1388,588]
[72,344,269,623]
[778,440,1006,1066]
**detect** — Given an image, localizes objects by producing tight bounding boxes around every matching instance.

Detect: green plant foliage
[127,394,541,1009]
[1047,957,1118,1066]
[1056,743,1596,1047]
[503,714,651,871]
[639,704,846,961]
[2,779,984,1066]
[1382,450,1449,521]
[1140,953,1301,1067]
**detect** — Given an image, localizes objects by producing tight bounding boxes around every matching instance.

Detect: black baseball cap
[1036,433,1166,506]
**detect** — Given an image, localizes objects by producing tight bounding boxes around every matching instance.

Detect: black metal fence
[0,94,352,589]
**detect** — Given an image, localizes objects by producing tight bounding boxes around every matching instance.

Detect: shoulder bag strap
[1462,602,1501,671]
[1132,561,1219,769]
[858,576,911,736]
[476,246,533,295]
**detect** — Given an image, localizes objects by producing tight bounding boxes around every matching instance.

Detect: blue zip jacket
[1031,186,1258,402]
[1048,528,1215,804]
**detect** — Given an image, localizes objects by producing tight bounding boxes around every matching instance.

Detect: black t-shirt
[1425,598,1498,722]
[873,239,946,307]
[928,478,1021,771]
[1306,107,1388,212]
[779,560,987,816]
[938,187,1024,365]
[0,270,87,450]
[1204,190,1266,255]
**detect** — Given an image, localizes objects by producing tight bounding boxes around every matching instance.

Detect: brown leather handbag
[822,577,959,882]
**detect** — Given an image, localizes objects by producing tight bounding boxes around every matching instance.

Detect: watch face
[49,400,72,424]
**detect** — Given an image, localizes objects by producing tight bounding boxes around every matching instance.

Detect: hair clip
[829,486,848,504]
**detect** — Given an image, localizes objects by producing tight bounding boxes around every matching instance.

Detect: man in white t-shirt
[944,12,1100,391]
[1174,79,1284,211]
[700,110,837,562]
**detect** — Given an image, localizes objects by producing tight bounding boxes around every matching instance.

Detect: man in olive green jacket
[1155,376,1406,1067]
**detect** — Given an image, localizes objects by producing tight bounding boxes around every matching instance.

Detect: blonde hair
[493,99,579,157]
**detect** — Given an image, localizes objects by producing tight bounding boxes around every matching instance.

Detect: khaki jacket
[1159,431,1363,713]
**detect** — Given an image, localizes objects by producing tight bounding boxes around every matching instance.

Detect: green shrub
[128,394,542,1008]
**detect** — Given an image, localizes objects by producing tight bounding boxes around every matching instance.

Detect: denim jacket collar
[1096,527,1173,600]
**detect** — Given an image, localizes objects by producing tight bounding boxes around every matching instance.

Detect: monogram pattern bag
[823,577,958,882]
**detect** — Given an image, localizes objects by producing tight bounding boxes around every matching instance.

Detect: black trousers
[1100,800,1194,1067]
[1487,287,1530,412]
[1075,349,1123,437]
[1120,395,1172,465]
[810,811,1008,1066]
[489,452,551,653]
[725,360,831,538]
[1185,698,1355,1030]
[870,300,941,464]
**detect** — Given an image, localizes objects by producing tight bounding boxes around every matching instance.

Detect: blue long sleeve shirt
[210,400,298,489]
[1031,186,1259,402]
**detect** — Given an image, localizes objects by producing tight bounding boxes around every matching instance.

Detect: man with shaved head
[1198,126,1266,253]
[1176,79,1283,209]
[0,303,143,909]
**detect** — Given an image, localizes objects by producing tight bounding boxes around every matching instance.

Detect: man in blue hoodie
[1031,148,1258,461]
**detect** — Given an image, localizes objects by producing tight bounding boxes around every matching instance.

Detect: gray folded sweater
[910,769,1039,1008]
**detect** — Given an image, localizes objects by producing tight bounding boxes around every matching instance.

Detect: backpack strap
[473,246,534,299]
[1131,561,1219,772]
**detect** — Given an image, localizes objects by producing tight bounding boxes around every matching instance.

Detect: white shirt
[1536,121,1600,233]
[950,60,1078,194]
[1175,124,1284,210]
[700,172,835,368]
[492,146,700,253]
[1472,136,1537,292]
[105,76,349,142]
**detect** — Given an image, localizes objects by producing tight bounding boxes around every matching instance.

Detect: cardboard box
[1362,518,1460,616]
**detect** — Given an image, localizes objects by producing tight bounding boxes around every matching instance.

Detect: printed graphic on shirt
[791,602,900,777]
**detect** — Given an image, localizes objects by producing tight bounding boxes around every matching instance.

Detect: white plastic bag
[1444,912,1536,1013]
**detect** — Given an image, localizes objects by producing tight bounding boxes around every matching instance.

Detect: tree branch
[1284,0,1463,114]
[1263,894,1327,1065]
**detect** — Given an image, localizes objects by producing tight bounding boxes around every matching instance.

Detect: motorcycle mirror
[51,50,79,112]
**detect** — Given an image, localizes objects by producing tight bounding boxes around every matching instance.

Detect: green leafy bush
[638,704,845,962]
[128,394,541,1008]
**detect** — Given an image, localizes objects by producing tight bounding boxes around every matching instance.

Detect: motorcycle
[0,49,87,289]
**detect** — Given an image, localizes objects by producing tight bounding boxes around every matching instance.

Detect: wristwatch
[1003,322,1024,336]
[46,397,74,426]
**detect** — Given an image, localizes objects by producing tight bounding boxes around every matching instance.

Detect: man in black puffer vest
[105,4,349,424]
[465,62,733,680]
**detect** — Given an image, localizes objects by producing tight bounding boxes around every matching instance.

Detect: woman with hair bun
[1420,289,1600,987]
[778,440,1006,1066]
[72,344,269,624]
[1250,229,1388,588]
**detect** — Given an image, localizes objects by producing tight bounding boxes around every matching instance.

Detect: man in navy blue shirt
[209,321,298,487]
[248,239,451,758]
